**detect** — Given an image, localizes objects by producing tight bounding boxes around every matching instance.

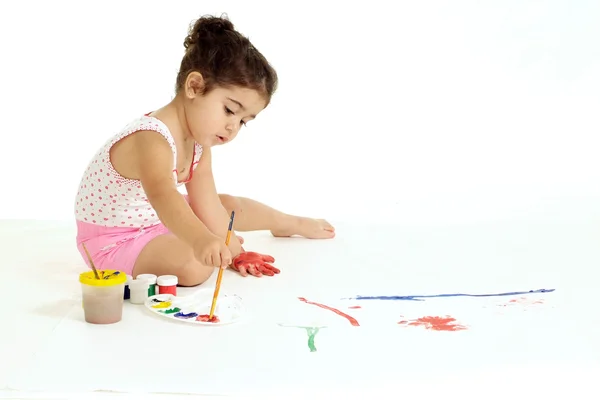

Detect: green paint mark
[278,324,325,352]
[159,307,181,314]
[305,327,320,352]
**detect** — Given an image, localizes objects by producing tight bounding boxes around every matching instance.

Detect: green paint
[148,284,156,297]
[305,327,320,352]
[159,307,181,314]
[278,324,325,352]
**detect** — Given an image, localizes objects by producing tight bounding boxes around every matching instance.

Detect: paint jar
[157,275,178,296]
[129,279,149,305]
[79,270,127,324]
[124,274,133,300]
[136,273,157,297]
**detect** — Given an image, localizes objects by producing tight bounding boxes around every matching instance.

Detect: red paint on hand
[232,251,280,277]
[197,314,220,323]
[398,316,466,331]
[298,297,360,326]
[348,306,362,309]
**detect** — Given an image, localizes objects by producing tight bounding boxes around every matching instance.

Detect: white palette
[144,288,247,326]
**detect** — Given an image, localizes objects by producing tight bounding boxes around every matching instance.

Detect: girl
[74,14,335,286]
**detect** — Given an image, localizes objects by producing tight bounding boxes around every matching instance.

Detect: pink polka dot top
[74,115,203,229]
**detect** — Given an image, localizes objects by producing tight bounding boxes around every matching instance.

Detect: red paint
[398,316,467,331]
[232,252,280,277]
[158,285,177,296]
[196,314,220,323]
[503,297,545,306]
[348,306,362,309]
[298,297,360,326]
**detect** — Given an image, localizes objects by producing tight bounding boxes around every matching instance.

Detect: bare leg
[219,194,335,239]
[132,234,213,286]
[131,194,335,285]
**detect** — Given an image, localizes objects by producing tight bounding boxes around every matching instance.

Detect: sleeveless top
[74,115,203,229]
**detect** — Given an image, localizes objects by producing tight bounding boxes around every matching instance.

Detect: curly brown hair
[175,14,278,104]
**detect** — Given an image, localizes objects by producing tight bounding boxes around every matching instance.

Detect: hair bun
[184,15,235,49]
[201,17,234,34]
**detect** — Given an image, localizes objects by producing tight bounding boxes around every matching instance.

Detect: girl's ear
[184,72,205,98]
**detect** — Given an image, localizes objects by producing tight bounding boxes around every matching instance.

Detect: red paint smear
[348,306,362,309]
[505,297,545,306]
[397,316,467,331]
[196,314,220,323]
[298,297,360,326]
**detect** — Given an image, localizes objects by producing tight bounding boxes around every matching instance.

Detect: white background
[1,0,599,224]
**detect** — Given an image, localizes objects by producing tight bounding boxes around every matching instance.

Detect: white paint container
[129,279,149,305]
[136,273,157,297]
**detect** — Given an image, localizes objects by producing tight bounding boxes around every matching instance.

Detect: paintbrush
[209,210,236,320]
[81,242,101,280]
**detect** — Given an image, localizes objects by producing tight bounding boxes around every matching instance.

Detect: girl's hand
[231,251,280,277]
[193,233,232,268]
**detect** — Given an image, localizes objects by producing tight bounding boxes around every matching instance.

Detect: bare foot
[271,216,335,239]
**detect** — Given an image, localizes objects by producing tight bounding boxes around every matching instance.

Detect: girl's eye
[225,106,234,115]
[240,120,246,127]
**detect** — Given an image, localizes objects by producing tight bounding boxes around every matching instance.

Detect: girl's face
[182,73,268,147]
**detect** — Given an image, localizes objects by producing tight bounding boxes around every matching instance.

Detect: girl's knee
[219,194,240,214]
[177,260,214,287]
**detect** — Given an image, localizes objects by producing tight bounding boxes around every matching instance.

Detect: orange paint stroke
[398,316,467,331]
[348,306,362,309]
[298,297,360,326]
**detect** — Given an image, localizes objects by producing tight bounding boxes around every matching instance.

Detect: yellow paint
[79,270,127,287]
[151,301,172,309]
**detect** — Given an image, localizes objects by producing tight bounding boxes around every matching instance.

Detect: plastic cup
[79,270,127,324]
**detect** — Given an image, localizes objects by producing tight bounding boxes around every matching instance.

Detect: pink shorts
[76,220,170,276]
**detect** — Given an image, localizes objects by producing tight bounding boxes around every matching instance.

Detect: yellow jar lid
[79,270,127,286]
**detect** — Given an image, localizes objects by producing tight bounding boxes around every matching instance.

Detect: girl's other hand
[231,251,279,277]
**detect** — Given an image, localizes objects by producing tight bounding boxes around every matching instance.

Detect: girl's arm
[185,146,243,257]
[131,131,215,248]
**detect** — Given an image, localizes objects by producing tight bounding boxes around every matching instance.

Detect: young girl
[74,15,334,286]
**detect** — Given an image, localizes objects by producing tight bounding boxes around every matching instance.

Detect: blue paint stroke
[343,288,555,301]
[174,311,199,319]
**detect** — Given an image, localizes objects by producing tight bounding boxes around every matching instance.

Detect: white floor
[1,217,600,399]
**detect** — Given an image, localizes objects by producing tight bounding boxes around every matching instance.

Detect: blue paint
[174,311,199,319]
[103,271,121,280]
[344,288,555,301]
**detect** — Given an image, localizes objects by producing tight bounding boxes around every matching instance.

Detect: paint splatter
[509,297,544,305]
[196,314,220,323]
[152,301,172,309]
[398,316,467,331]
[345,288,554,302]
[159,307,181,314]
[174,311,198,319]
[348,306,362,309]
[298,297,360,326]
[497,297,545,308]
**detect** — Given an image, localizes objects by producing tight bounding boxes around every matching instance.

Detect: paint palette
[144,288,246,326]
